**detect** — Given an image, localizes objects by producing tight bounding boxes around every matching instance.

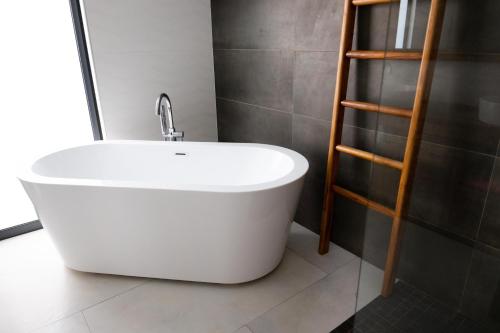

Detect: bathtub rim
[18,140,309,193]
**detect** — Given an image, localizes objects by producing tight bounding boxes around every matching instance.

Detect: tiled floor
[333,281,500,333]
[0,223,383,333]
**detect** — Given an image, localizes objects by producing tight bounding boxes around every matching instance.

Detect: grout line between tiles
[80,280,149,314]
[243,257,360,330]
[216,97,291,115]
[34,279,150,331]
[81,312,93,333]
[233,324,254,333]
[285,245,359,276]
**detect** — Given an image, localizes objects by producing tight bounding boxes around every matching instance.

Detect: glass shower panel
[351,0,500,332]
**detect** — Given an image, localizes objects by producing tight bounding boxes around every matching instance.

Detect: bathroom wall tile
[248,259,360,333]
[83,250,326,333]
[439,0,500,54]
[293,51,337,121]
[344,60,384,131]
[398,221,474,307]
[331,196,373,259]
[420,60,500,155]
[336,126,376,198]
[217,98,292,147]
[32,313,91,333]
[460,245,500,331]
[91,51,218,141]
[84,0,213,53]
[294,0,343,51]
[370,132,406,204]
[291,115,330,183]
[0,230,145,333]
[211,0,294,50]
[294,176,326,235]
[408,142,494,240]
[478,159,500,249]
[214,49,293,111]
[291,115,330,231]
[83,0,218,141]
[287,222,357,274]
[356,4,392,51]
[376,59,500,155]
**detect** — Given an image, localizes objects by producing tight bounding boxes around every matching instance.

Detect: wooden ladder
[318,0,446,297]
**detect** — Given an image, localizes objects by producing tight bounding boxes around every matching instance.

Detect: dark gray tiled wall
[211,0,500,321]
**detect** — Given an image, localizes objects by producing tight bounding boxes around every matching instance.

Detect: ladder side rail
[381,0,446,296]
[318,0,357,254]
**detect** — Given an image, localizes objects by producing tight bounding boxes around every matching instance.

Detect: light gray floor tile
[0,230,145,333]
[248,259,361,333]
[31,313,90,333]
[83,250,326,333]
[233,326,253,333]
[287,222,357,273]
[356,260,384,310]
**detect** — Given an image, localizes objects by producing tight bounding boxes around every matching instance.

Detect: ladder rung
[336,144,404,170]
[346,50,422,60]
[352,0,397,5]
[333,185,396,217]
[341,100,412,118]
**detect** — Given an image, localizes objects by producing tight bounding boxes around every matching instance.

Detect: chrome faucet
[156,93,184,141]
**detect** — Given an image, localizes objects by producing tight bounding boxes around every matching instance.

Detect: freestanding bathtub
[19,141,308,283]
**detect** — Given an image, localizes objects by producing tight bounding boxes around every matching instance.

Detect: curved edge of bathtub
[63,242,287,285]
[18,141,309,194]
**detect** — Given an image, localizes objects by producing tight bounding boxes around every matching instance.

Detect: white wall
[82,0,218,141]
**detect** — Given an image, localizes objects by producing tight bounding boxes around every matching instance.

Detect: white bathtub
[19,141,308,283]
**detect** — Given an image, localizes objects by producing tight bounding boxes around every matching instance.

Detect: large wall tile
[398,221,474,307]
[408,142,494,240]
[217,98,292,147]
[356,4,392,51]
[211,0,294,50]
[336,126,376,198]
[291,115,330,182]
[460,245,500,330]
[478,160,500,248]
[440,0,500,54]
[291,115,331,231]
[331,197,391,267]
[92,51,217,141]
[84,0,218,141]
[214,50,293,111]
[293,52,337,121]
[344,60,384,131]
[84,0,213,53]
[294,0,343,51]
[295,177,326,235]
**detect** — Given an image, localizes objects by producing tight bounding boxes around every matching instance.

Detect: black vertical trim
[68,0,103,140]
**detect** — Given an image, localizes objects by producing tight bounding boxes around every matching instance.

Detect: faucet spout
[156,93,184,141]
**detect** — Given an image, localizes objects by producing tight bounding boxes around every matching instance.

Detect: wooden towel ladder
[318,0,446,297]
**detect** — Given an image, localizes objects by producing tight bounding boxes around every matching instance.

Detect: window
[0,1,95,232]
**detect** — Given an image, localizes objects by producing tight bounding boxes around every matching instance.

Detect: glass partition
[345,0,500,331]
